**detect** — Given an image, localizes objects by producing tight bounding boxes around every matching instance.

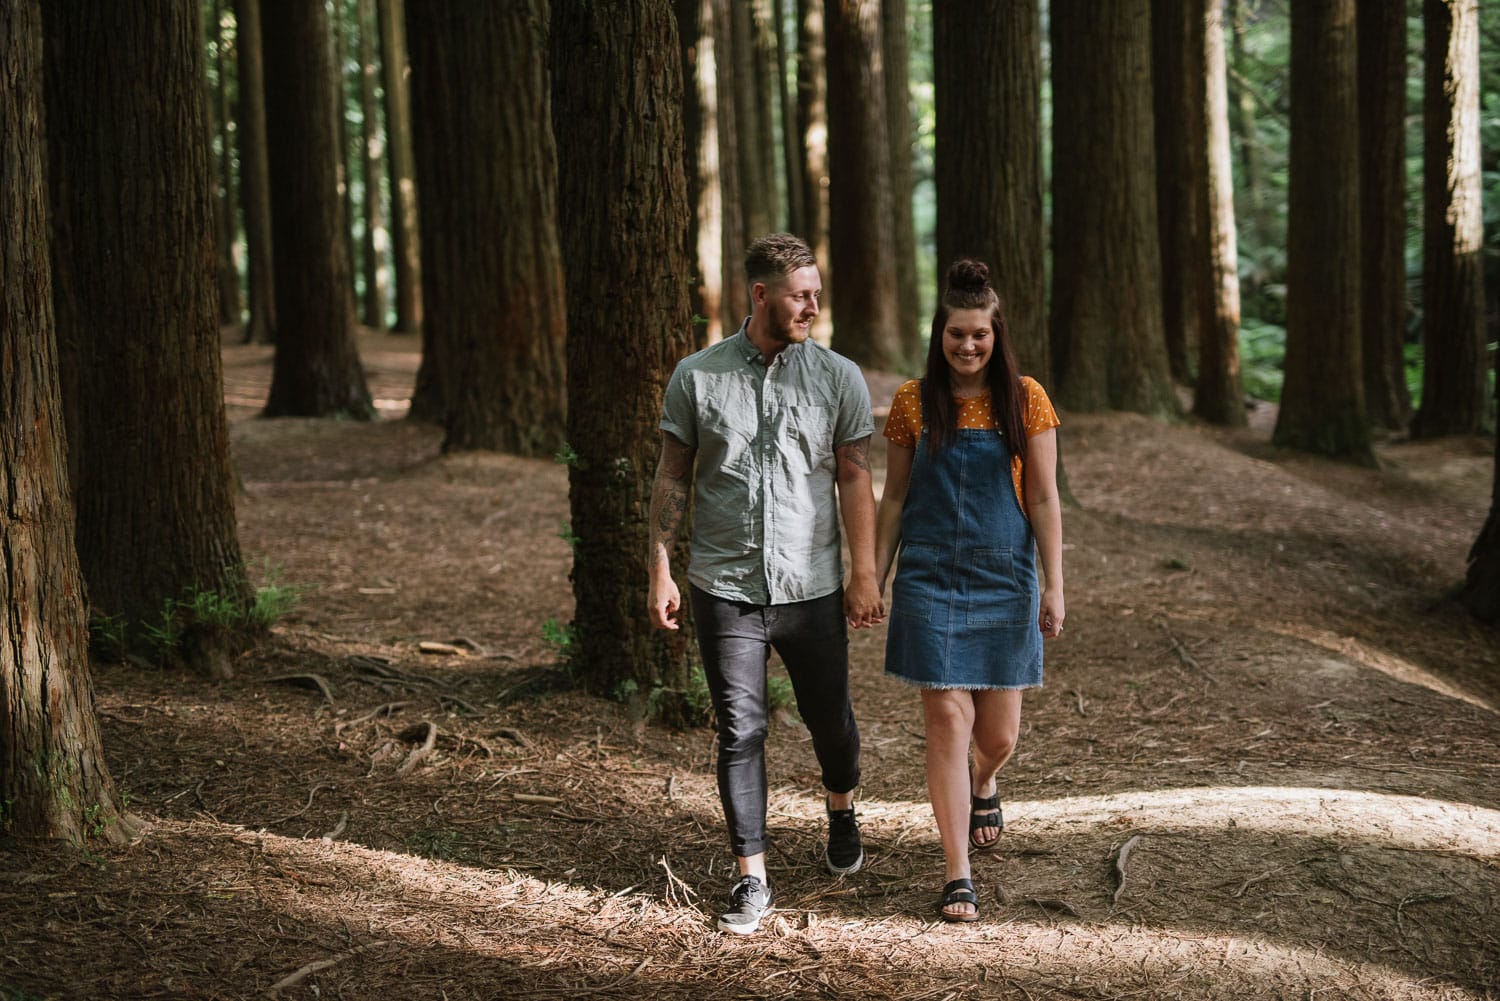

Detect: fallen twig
[334,700,415,734]
[269,673,336,702]
[268,782,334,826]
[1068,688,1088,716]
[513,793,562,805]
[268,941,391,994]
[320,811,348,840]
[1111,834,1142,903]
[395,722,437,775]
[1157,620,1219,683]
[658,855,698,906]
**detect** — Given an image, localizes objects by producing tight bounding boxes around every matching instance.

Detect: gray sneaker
[717,874,774,935]
[825,801,864,875]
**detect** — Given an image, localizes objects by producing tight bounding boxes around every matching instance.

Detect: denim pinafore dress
[885,427,1044,689]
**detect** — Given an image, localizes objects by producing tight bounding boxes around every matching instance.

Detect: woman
[875,260,1065,922]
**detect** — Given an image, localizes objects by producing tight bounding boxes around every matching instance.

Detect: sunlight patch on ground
[1271,624,1497,713]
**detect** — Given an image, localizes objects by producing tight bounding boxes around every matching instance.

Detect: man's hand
[844,572,885,629]
[649,572,683,631]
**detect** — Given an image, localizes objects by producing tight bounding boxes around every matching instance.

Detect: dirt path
[3,330,1497,1000]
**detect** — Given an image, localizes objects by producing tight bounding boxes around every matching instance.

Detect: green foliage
[767,673,796,716]
[554,442,579,468]
[540,618,577,684]
[89,612,128,663]
[1239,320,1286,402]
[0,986,50,1001]
[557,521,579,552]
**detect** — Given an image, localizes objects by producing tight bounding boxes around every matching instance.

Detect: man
[648,233,884,935]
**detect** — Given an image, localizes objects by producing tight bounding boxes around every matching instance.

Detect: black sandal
[938,878,980,922]
[968,793,1003,850]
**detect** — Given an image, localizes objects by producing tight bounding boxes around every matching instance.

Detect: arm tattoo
[649,434,695,559]
[836,435,872,475]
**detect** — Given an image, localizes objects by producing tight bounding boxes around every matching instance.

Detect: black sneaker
[717,874,774,935]
[824,800,864,875]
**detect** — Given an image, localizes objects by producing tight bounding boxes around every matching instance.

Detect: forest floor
[4,329,1500,1001]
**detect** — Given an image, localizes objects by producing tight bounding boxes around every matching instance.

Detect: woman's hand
[1039,587,1065,639]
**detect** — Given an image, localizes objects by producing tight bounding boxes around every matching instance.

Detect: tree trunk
[731,1,772,239]
[1151,0,1207,384]
[677,0,722,344]
[934,0,1047,382]
[825,0,902,370]
[235,0,276,345]
[1460,344,1500,622]
[380,0,422,334]
[1229,0,1264,245]
[1357,0,1411,432]
[330,0,357,317]
[210,0,243,327]
[43,0,256,675]
[1,0,140,848]
[1192,0,1246,427]
[796,0,831,342]
[751,0,781,230]
[710,0,748,335]
[1049,0,1177,416]
[551,0,700,719]
[881,0,919,364]
[774,0,805,239]
[407,1,567,456]
[260,0,375,419]
[1413,0,1486,438]
[357,0,387,331]
[1273,0,1372,461]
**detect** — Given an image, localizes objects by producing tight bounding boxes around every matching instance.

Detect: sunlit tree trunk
[356,0,387,331]
[407,1,567,456]
[1358,0,1411,432]
[209,0,242,327]
[551,0,700,721]
[677,0,722,345]
[381,0,422,334]
[796,0,831,342]
[1413,0,1486,438]
[260,0,375,418]
[1193,0,1246,427]
[1050,0,1177,415]
[731,1,771,238]
[825,0,902,370]
[235,0,275,344]
[774,0,805,239]
[934,0,1046,382]
[711,0,747,334]
[1,0,140,848]
[751,0,780,230]
[1274,0,1372,462]
[882,0,919,363]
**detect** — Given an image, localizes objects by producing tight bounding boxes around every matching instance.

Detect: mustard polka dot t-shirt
[882,377,1060,510]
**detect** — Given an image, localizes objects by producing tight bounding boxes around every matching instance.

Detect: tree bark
[751,0,780,231]
[1460,344,1500,622]
[356,0,388,331]
[1049,0,1177,415]
[825,0,902,370]
[774,0,805,239]
[1413,0,1486,438]
[1193,0,1246,427]
[881,0,919,364]
[1,0,139,848]
[407,1,567,456]
[1228,0,1264,245]
[677,0,722,344]
[260,0,375,419]
[210,0,243,327]
[380,0,422,334]
[1357,0,1411,431]
[235,0,275,345]
[710,0,748,334]
[330,0,357,315]
[796,0,831,342]
[731,1,772,238]
[551,0,700,718]
[934,0,1047,382]
[1273,0,1372,462]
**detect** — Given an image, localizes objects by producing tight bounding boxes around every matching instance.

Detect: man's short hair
[745,233,816,288]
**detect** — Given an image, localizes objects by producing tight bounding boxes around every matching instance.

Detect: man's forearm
[648,433,695,577]
[836,436,878,579]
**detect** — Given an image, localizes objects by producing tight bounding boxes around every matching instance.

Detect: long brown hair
[919,259,1027,460]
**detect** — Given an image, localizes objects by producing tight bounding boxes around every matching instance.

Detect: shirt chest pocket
[783,404,836,473]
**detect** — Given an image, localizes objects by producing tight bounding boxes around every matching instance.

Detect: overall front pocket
[964,547,1031,626]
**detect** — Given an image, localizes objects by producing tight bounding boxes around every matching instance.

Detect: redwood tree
[1049,0,1177,415]
[711,0,748,334]
[1461,348,1500,622]
[44,0,256,673]
[407,1,567,456]
[1412,0,1486,439]
[356,0,388,332]
[825,0,902,370]
[1273,0,1371,462]
[2,0,139,847]
[934,0,1047,382]
[551,0,700,715]
[235,0,276,344]
[260,0,375,418]
[379,0,422,335]
[796,0,831,341]
[882,0,919,363]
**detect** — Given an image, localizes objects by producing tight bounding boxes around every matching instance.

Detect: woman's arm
[1023,428,1065,638]
[875,441,915,593]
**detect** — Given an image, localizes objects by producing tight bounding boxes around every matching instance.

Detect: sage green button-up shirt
[660,324,874,605]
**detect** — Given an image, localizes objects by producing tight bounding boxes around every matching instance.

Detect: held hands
[648,573,682,631]
[1039,587,1066,640]
[845,573,886,629]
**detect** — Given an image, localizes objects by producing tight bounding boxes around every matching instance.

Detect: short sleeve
[882,379,923,448]
[833,361,876,446]
[1020,377,1059,438]
[659,362,698,448]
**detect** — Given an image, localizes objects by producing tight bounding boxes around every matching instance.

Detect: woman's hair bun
[946,259,990,293]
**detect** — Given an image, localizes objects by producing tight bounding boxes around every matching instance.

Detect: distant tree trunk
[356,0,387,331]
[1358,0,1411,431]
[825,0,902,370]
[407,1,567,456]
[731,2,772,238]
[677,0,721,344]
[381,0,422,334]
[44,0,256,674]
[711,0,747,333]
[1229,0,1263,244]
[330,0,357,315]
[551,0,700,721]
[1193,0,1246,427]
[1461,347,1500,621]
[774,0,805,238]
[1274,0,1371,461]
[934,0,1047,382]
[260,0,375,418]
[1050,0,1177,415]
[1413,0,1486,438]
[235,0,275,345]
[796,0,832,342]
[1152,0,1207,384]
[751,0,780,230]
[1,0,140,848]
[882,0,919,364]
[210,0,242,327]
